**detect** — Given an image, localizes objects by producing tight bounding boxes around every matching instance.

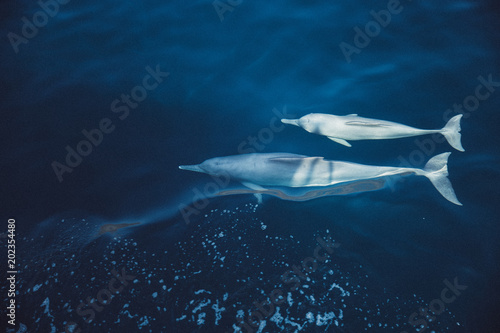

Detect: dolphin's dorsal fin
[327,137,352,147]
[345,121,390,127]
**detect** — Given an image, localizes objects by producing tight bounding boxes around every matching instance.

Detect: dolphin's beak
[281,118,300,126]
[179,164,204,173]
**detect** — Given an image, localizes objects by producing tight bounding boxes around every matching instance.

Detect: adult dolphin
[281,113,464,151]
[179,152,462,205]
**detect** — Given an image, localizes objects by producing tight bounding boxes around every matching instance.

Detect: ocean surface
[1,0,500,332]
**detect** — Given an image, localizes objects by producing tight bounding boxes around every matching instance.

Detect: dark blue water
[1,0,500,332]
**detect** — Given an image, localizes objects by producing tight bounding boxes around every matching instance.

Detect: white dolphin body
[281,113,464,151]
[179,152,462,205]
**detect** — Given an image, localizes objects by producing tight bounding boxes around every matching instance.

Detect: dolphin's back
[228,153,337,187]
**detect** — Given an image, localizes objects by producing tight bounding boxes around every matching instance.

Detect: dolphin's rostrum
[281,113,464,151]
[179,152,462,205]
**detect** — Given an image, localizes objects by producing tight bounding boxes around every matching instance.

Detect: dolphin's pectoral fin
[345,121,391,127]
[241,182,265,203]
[327,137,352,147]
[254,193,263,204]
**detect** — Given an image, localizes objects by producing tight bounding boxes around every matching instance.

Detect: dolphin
[179,152,462,205]
[281,113,464,151]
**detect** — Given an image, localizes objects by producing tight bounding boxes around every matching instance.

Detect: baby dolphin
[281,113,464,151]
[179,152,462,205]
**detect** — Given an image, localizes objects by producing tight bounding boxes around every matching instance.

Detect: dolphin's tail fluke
[422,152,462,205]
[281,118,300,126]
[441,115,464,152]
